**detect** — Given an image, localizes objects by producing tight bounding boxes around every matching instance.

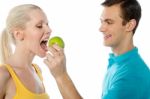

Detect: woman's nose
[45,25,52,35]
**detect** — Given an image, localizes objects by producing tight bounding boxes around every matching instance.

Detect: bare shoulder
[0,65,10,97]
[0,65,10,81]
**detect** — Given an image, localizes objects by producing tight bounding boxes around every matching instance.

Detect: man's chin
[103,43,111,47]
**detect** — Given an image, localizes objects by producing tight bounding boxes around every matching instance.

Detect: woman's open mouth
[40,39,48,51]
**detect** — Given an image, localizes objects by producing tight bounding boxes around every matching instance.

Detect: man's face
[99,4,127,48]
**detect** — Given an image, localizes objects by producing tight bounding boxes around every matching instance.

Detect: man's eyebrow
[105,19,114,22]
[100,18,114,22]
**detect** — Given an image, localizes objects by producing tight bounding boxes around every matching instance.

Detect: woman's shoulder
[0,65,10,95]
[0,65,11,84]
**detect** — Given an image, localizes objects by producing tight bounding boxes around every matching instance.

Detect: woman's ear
[13,29,24,41]
[125,19,137,32]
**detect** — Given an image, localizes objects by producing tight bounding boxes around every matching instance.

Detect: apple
[48,36,65,48]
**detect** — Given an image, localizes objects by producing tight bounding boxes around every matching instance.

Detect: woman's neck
[6,46,35,68]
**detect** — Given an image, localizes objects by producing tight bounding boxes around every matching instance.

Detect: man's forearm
[55,73,82,99]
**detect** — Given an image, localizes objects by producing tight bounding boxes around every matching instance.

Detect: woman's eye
[36,25,42,28]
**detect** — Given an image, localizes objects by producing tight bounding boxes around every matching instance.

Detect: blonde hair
[0,4,41,63]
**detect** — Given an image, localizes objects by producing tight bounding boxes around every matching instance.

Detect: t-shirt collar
[108,47,138,68]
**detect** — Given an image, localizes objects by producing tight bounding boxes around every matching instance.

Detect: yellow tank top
[5,64,49,99]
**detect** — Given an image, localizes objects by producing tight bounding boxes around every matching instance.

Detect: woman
[0,4,82,99]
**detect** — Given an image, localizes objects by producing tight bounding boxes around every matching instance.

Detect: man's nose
[99,23,106,33]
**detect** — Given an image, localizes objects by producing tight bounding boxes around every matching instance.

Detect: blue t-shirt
[102,47,150,99]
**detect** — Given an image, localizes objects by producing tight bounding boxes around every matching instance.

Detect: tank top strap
[32,64,43,81]
[4,64,22,86]
[2,64,49,99]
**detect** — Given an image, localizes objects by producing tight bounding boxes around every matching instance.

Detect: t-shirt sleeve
[102,69,140,99]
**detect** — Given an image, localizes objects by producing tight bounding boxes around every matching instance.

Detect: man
[99,0,150,99]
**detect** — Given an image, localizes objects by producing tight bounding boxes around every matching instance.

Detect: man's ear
[125,19,137,32]
[13,30,24,41]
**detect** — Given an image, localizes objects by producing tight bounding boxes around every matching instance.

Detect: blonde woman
[0,4,82,99]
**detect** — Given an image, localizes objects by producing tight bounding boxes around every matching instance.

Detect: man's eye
[107,21,113,24]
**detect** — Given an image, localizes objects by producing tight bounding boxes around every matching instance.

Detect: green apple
[48,36,65,48]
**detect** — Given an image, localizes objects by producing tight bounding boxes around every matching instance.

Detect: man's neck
[112,40,134,56]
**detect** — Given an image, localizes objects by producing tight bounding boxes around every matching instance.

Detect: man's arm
[55,73,82,99]
[44,45,82,99]
[102,71,140,99]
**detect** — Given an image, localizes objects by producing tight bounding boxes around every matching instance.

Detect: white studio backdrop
[0,0,150,99]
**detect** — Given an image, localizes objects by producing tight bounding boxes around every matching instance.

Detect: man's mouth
[104,34,112,40]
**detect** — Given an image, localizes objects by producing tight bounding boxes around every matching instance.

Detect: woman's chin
[37,48,48,58]
[38,52,47,58]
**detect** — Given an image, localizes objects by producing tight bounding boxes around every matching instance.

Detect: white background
[0,0,150,99]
